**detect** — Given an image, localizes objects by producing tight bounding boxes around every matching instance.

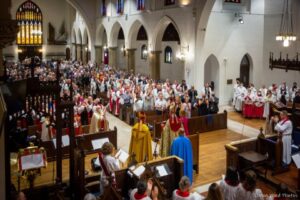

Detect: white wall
[160,42,184,81]
[196,0,300,105]
[262,0,300,87]
[135,41,150,75]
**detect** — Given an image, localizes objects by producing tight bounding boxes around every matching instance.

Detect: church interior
[0,0,300,199]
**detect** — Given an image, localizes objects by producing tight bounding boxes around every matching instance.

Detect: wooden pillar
[0,1,19,199]
[109,47,117,68]
[149,51,161,80]
[95,45,103,64]
[127,48,136,73]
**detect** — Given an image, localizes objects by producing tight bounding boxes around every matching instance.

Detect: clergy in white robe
[273,111,293,165]
[40,116,50,141]
[89,106,101,133]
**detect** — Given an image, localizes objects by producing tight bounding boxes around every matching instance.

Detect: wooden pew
[152,122,199,174]
[188,134,200,174]
[225,134,286,174]
[106,156,184,199]
[154,112,227,140]
[41,127,118,161]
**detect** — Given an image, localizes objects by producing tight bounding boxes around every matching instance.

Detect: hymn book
[292,153,300,169]
[91,138,109,150]
[128,165,146,178]
[52,135,70,149]
[115,149,129,163]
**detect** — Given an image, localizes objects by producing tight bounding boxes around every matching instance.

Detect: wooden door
[240,55,250,87]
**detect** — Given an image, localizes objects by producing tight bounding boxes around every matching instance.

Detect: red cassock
[243,97,254,118]
[253,102,264,118]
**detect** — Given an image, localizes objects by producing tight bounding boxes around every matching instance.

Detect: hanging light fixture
[276,0,296,47]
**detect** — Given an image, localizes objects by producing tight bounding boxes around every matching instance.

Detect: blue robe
[171,135,193,183]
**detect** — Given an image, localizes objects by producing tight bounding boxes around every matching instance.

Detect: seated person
[173,176,203,200]
[219,167,239,200]
[236,170,263,200]
[130,179,158,200]
[205,183,223,200]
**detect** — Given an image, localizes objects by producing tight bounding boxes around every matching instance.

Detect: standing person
[236,170,263,200]
[272,110,293,166]
[170,129,193,183]
[179,109,189,136]
[219,167,239,200]
[98,142,120,195]
[233,78,241,106]
[155,92,167,115]
[129,112,153,163]
[160,104,182,157]
[188,86,198,107]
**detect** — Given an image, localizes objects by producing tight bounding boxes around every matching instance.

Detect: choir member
[235,170,263,200]
[130,180,158,200]
[219,167,239,200]
[172,176,203,200]
[98,142,120,195]
[205,183,223,200]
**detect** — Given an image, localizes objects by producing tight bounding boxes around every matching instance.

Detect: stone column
[126,48,136,73]
[76,44,81,62]
[82,45,87,64]
[94,45,102,64]
[149,51,161,80]
[109,47,117,68]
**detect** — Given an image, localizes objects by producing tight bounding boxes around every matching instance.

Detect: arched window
[165,0,175,6]
[137,0,145,10]
[141,44,147,60]
[101,0,106,16]
[16,0,43,45]
[165,46,172,63]
[117,0,124,14]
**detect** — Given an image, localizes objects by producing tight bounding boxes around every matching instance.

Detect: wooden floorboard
[228,111,265,130]
[193,129,248,187]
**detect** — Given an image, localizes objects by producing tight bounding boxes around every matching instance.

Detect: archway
[95,25,108,64]
[156,20,182,81]
[128,20,149,74]
[204,54,220,96]
[109,22,125,68]
[240,54,252,88]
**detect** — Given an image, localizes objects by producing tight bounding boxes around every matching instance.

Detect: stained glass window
[117,0,124,14]
[102,0,106,16]
[137,0,145,10]
[16,0,43,45]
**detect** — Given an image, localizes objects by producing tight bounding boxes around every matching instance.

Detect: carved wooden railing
[269,52,300,72]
